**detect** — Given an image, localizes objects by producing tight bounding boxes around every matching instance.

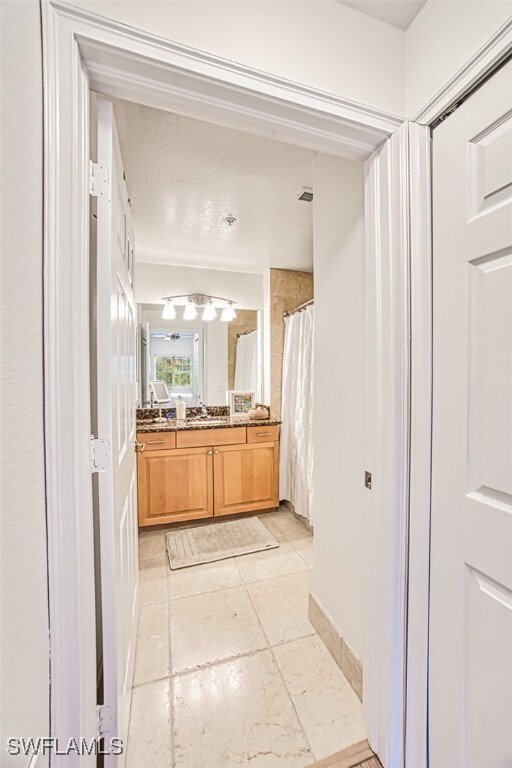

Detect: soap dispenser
[176,395,186,422]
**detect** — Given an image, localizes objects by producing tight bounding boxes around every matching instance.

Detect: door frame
[364,121,415,768]
[42,2,407,757]
[40,0,512,764]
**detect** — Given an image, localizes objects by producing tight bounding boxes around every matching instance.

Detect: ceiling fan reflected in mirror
[161,293,237,322]
[152,332,183,342]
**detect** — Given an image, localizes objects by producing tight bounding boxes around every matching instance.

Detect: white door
[96,99,139,765]
[430,60,512,767]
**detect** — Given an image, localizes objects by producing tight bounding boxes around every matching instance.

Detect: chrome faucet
[199,401,208,418]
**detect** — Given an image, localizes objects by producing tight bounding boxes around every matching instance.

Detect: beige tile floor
[127,508,365,768]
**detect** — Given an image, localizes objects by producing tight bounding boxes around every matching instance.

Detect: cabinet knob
[207,450,213,455]
[214,450,219,455]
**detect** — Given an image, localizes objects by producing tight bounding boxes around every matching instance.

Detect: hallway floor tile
[126,508,366,768]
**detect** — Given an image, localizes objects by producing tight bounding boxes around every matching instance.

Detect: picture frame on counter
[227,390,255,420]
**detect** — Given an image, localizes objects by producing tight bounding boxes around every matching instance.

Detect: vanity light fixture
[161,293,238,322]
[202,301,217,322]
[162,298,176,319]
[221,303,236,322]
[182,299,198,320]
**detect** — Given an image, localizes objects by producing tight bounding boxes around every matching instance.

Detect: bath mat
[166,516,279,569]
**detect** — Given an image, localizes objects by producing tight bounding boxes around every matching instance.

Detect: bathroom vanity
[136,418,281,527]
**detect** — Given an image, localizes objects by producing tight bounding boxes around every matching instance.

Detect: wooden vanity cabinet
[213,442,279,517]
[137,446,213,526]
[137,425,280,527]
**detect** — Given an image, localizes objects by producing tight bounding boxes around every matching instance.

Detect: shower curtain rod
[283,298,314,318]
[237,327,257,338]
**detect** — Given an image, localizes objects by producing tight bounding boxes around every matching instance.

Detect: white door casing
[96,99,139,764]
[430,59,512,767]
[364,122,411,768]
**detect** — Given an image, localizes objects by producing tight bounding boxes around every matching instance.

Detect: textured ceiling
[338,0,426,29]
[111,99,316,273]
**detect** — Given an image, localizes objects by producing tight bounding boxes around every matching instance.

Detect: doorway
[42,3,413,765]
[93,91,366,766]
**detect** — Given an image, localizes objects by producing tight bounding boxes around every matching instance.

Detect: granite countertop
[137,417,281,433]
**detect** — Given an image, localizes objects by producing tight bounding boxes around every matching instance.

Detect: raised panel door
[138,447,213,526]
[430,59,512,767]
[214,442,279,517]
[96,99,138,764]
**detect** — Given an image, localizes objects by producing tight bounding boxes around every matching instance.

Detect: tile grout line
[270,639,320,763]
[240,559,316,764]
[232,553,272,648]
[166,562,311,603]
[244,517,317,759]
[132,628,320,688]
[138,576,315,683]
[136,513,314,763]
[288,537,314,568]
[139,597,168,608]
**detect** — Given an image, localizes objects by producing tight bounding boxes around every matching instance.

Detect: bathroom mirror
[137,303,262,407]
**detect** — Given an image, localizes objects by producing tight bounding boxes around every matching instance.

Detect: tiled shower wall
[270,268,314,418]
[228,310,259,391]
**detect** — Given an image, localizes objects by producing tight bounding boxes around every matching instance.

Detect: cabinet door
[214,442,279,517]
[138,447,213,526]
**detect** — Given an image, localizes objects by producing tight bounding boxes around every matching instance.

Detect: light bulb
[162,299,176,319]
[221,303,236,321]
[202,301,217,322]
[183,300,197,320]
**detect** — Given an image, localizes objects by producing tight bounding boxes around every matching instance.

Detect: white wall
[406,0,512,117]
[0,1,50,764]
[135,262,264,309]
[70,0,512,121]
[67,0,405,116]
[205,322,229,405]
[312,153,367,662]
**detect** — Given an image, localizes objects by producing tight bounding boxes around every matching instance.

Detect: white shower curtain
[279,305,314,523]
[234,330,260,400]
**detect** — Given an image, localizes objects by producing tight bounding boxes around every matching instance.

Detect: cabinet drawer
[176,426,246,449]
[247,425,280,443]
[137,431,176,451]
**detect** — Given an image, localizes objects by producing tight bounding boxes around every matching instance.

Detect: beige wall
[311,154,367,664]
[228,310,258,391]
[270,268,313,418]
[0,1,50,763]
